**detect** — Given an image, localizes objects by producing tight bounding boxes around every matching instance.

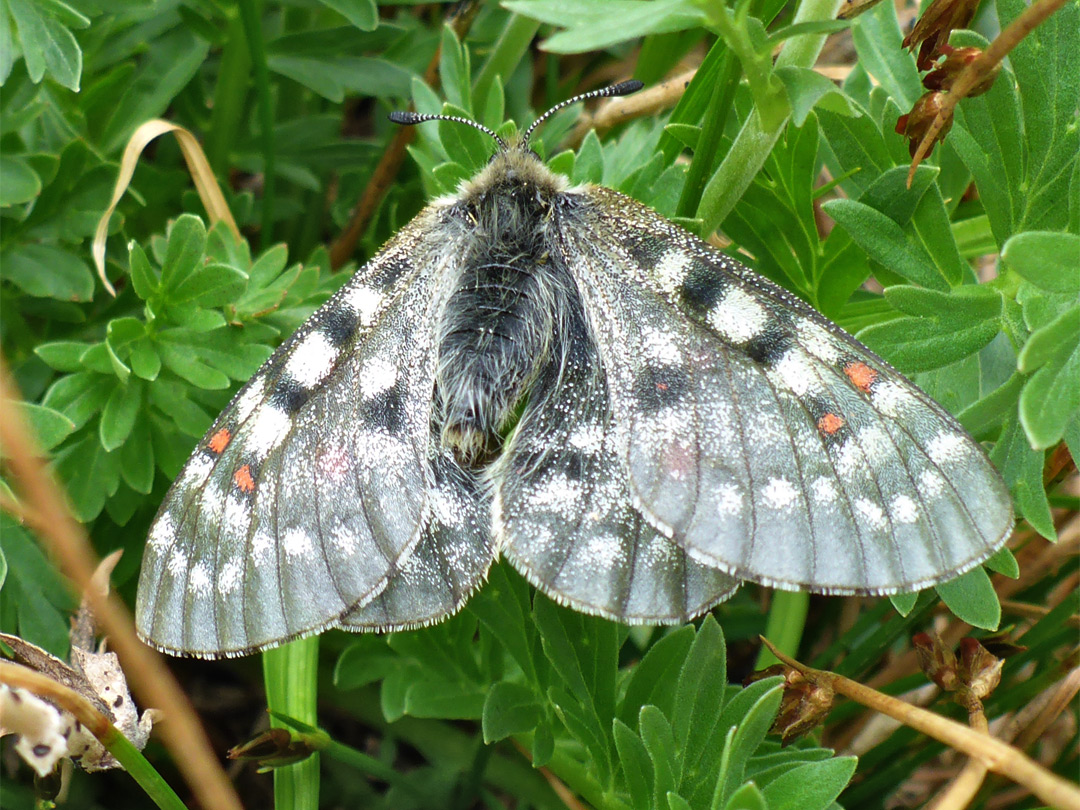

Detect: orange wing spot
[817,412,845,435]
[844,361,878,393]
[233,465,255,493]
[208,428,232,454]
[656,382,669,392]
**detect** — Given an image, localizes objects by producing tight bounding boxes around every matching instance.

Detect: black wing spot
[359,383,407,434]
[623,232,667,267]
[743,321,793,366]
[320,305,359,346]
[270,375,311,413]
[632,365,688,414]
[678,259,730,314]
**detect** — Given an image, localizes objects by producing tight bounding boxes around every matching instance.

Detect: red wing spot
[208,428,232,454]
[844,361,878,393]
[233,465,255,493]
[817,412,845,435]
[656,382,669,392]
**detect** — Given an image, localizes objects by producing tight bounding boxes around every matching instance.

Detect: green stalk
[102,730,188,810]
[473,15,540,118]
[675,50,740,221]
[754,590,810,670]
[698,0,845,235]
[205,10,251,175]
[237,0,276,246]
[264,637,320,810]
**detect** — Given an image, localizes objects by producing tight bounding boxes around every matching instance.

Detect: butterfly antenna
[388,111,508,151]
[521,80,644,147]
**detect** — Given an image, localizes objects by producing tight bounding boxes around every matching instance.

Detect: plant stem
[755,590,810,670]
[237,0,276,246]
[264,638,320,810]
[205,10,250,175]
[473,14,540,117]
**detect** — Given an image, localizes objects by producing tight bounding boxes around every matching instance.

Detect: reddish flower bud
[228,726,328,771]
[913,632,959,692]
[896,92,953,157]
[925,45,1000,95]
[902,0,980,70]
[957,637,1003,702]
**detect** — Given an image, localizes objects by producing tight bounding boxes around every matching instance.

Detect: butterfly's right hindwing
[136,217,455,657]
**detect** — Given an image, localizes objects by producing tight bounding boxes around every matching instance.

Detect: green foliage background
[1,0,1077,808]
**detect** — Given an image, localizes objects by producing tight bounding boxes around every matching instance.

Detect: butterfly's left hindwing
[136,217,465,656]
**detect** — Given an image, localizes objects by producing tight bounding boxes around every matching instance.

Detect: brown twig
[0,361,243,810]
[328,3,480,270]
[0,661,116,741]
[906,0,1070,186]
[510,739,588,810]
[761,638,1080,809]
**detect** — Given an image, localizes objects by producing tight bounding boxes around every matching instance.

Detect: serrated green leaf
[936,568,1000,631]
[16,403,76,451]
[760,757,857,810]
[482,681,541,743]
[1002,231,1080,293]
[614,719,653,810]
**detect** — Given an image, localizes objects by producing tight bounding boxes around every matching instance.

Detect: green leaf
[1002,231,1080,293]
[1,244,95,302]
[467,562,536,682]
[130,339,162,381]
[775,66,859,126]
[984,547,1020,579]
[316,0,377,31]
[0,155,42,205]
[614,719,654,810]
[639,706,678,807]
[169,263,249,308]
[858,286,1003,372]
[889,591,919,616]
[664,123,701,150]
[849,0,919,109]
[6,0,82,90]
[404,679,486,719]
[128,241,158,300]
[823,199,948,291]
[42,371,111,430]
[672,616,727,776]
[16,403,76,451]
[723,782,767,810]
[935,568,1000,631]
[572,130,604,185]
[54,433,121,521]
[482,681,541,743]
[35,341,93,372]
[667,793,693,810]
[711,680,783,809]
[160,214,209,296]
[439,25,470,114]
[99,379,142,451]
[1017,305,1080,449]
[618,625,696,726]
[760,757,857,810]
[157,340,231,389]
[0,520,72,657]
[818,104,892,197]
[990,413,1055,540]
[119,415,155,494]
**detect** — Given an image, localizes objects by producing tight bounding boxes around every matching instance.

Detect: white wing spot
[855,498,888,530]
[797,320,841,362]
[344,285,383,327]
[149,514,175,550]
[189,562,212,596]
[708,286,769,343]
[857,426,894,462]
[890,494,919,524]
[769,349,816,397]
[717,482,743,516]
[919,470,946,497]
[224,495,252,536]
[430,489,465,529]
[284,331,337,389]
[330,525,359,555]
[166,548,188,576]
[583,533,625,568]
[252,531,274,564]
[927,432,969,465]
[871,380,915,418]
[529,474,583,512]
[836,440,863,479]
[219,560,242,594]
[234,378,266,423]
[244,405,292,459]
[641,328,683,363]
[654,251,691,295]
[762,477,799,510]
[180,453,214,490]
[812,476,838,504]
[360,356,398,399]
[283,529,312,558]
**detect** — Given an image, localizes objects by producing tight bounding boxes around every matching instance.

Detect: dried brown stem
[907,0,1070,186]
[761,638,1080,809]
[0,361,243,810]
[0,661,116,741]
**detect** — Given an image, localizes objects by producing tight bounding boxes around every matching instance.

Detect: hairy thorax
[434,149,577,465]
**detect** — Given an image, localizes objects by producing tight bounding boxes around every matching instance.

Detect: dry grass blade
[0,361,243,810]
[761,638,1080,810]
[93,120,241,295]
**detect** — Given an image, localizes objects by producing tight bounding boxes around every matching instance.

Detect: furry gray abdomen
[435,183,572,463]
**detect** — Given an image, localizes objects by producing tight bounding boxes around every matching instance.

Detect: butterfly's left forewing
[137,217,464,656]
[564,187,1012,595]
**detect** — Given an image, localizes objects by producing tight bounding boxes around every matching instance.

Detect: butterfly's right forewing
[137,217,457,657]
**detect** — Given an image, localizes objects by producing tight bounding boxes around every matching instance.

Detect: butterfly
[136,82,1014,658]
